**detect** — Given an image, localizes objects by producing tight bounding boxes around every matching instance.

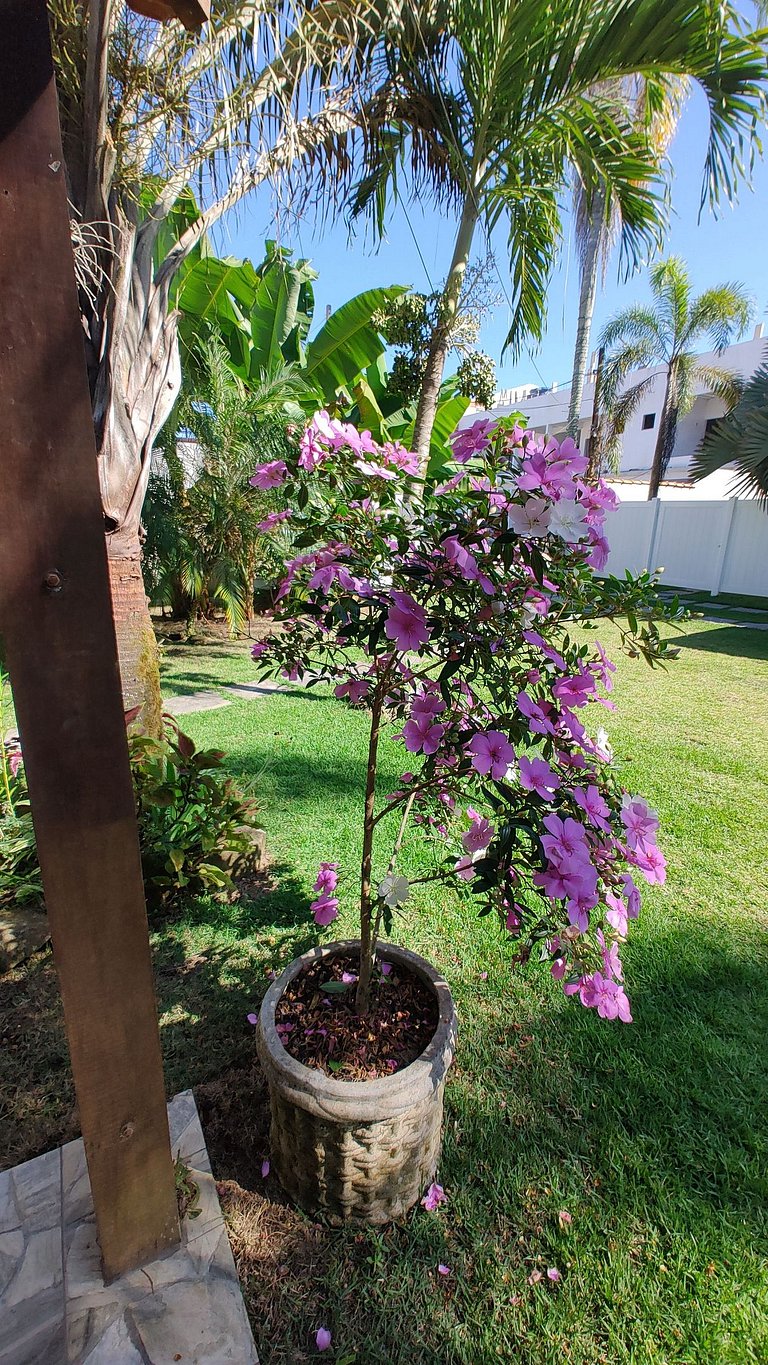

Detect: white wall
[603,498,768,597]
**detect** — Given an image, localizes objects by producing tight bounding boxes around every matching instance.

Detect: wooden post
[0,0,179,1280]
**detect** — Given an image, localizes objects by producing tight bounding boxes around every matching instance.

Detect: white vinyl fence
[603,499,768,598]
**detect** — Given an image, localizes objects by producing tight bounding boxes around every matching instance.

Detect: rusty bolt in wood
[43,571,62,593]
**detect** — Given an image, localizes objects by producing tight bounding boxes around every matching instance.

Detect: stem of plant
[355,684,384,1016]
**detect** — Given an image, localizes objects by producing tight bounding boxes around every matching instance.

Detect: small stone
[0,906,50,973]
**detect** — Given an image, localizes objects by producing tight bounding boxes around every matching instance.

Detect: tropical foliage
[249,409,683,1016]
[146,339,305,629]
[691,348,768,503]
[350,0,767,470]
[598,257,753,494]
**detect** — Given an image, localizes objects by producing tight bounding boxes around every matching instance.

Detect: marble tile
[0,1092,258,1365]
[9,1148,61,1234]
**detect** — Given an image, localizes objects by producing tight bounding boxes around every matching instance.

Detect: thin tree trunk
[586,345,606,483]
[411,193,480,477]
[355,686,384,1016]
[567,201,606,442]
[648,366,674,500]
[108,557,163,736]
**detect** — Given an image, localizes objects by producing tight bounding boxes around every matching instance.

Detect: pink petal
[315,1327,332,1351]
[479,971,488,980]
[438,1263,451,1276]
[558,1209,573,1229]
[261,1158,270,1178]
[547,1267,561,1282]
[380,962,393,976]
[246,1012,258,1026]
[527,1269,543,1285]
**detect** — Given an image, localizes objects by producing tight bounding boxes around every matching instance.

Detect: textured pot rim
[257,939,457,1117]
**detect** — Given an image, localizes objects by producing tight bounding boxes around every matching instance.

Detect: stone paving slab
[164,690,231,716]
[0,1091,258,1365]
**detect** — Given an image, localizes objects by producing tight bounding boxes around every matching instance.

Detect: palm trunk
[567,201,605,442]
[91,229,182,733]
[648,366,674,500]
[411,193,480,477]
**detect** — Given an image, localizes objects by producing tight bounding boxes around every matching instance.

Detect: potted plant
[251,412,677,1222]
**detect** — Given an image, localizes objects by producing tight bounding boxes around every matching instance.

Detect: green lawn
[2,620,767,1363]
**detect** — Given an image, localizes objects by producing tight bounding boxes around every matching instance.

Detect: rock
[0,905,50,973]
[213,826,267,881]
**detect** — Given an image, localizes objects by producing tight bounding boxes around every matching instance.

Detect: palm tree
[690,348,768,504]
[147,338,307,632]
[50,0,443,729]
[353,0,767,476]
[599,257,753,498]
[565,77,687,445]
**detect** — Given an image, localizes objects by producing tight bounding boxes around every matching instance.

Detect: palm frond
[691,355,768,504]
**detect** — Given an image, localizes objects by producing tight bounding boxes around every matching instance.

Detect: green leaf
[304,287,407,400]
[320,979,352,994]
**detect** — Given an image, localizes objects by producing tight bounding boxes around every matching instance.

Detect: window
[642,413,656,430]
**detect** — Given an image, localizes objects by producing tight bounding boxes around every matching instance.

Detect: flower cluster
[250,412,676,1019]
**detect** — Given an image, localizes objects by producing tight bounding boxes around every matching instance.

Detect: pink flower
[462,811,495,856]
[251,640,270,660]
[261,1158,270,1178]
[517,691,555,736]
[313,861,339,895]
[257,510,292,531]
[467,730,515,781]
[605,890,628,936]
[573,785,611,834]
[620,795,659,850]
[249,459,287,490]
[335,678,370,705]
[547,1268,561,1282]
[311,893,339,927]
[507,496,552,538]
[631,841,667,885]
[519,756,560,800]
[451,418,497,463]
[579,972,632,1022]
[8,751,23,777]
[558,1210,573,1229]
[315,1327,332,1351]
[246,1012,258,1026]
[438,1263,451,1276]
[385,591,431,652]
[421,1182,447,1211]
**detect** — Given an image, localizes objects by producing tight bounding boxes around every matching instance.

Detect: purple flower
[438,1263,451,1276]
[518,756,560,800]
[573,784,611,833]
[421,1182,447,1211]
[451,418,497,462]
[315,1327,332,1351]
[620,795,659,849]
[462,810,495,856]
[246,1012,258,1027]
[547,1267,561,1282]
[579,972,632,1022]
[257,510,292,531]
[249,459,287,490]
[631,841,667,885]
[311,893,339,926]
[467,730,515,781]
[313,861,339,895]
[261,1158,270,1178]
[517,691,555,736]
[384,591,431,652]
[335,677,370,706]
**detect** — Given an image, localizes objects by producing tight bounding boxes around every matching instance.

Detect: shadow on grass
[677,626,768,660]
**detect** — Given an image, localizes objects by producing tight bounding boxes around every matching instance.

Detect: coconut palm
[565,77,687,445]
[690,348,768,504]
[352,0,767,476]
[599,257,753,497]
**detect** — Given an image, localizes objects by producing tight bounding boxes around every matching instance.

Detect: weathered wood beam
[0,0,179,1281]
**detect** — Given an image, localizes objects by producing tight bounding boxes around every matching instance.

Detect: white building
[465,327,766,499]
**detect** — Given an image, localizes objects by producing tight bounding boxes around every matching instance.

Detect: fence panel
[602,498,768,597]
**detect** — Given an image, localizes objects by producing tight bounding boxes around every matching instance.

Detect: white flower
[378,874,410,908]
[596,726,613,761]
[507,496,551,538]
[547,498,589,543]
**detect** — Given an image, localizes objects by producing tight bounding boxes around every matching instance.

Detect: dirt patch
[274,952,439,1081]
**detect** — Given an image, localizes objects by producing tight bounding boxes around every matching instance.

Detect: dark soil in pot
[274,951,439,1081]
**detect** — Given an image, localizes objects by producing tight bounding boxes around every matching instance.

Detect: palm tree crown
[598,257,753,497]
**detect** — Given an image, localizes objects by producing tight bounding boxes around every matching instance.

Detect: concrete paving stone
[163,690,231,715]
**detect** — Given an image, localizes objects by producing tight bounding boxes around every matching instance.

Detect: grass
[2,619,768,1363]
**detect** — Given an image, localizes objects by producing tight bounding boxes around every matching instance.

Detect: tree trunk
[411,193,480,478]
[567,200,606,442]
[648,366,674,500]
[108,557,163,736]
[95,244,182,732]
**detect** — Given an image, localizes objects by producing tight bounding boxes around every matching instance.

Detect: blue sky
[220,79,768,394]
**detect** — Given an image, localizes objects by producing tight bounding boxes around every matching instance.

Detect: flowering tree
[250,413,679,1018]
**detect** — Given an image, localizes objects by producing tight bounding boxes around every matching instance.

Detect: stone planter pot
[256,939,457,1223]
